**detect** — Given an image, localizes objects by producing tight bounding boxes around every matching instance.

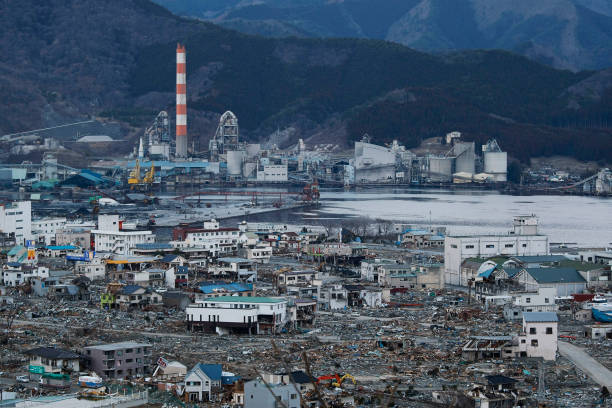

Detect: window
[465,245,474,249]
[451,244,457,249]
[505,244,514,248]
[521,339,526,344]
[531,339,538,347]
[486,244,494,248]
[544,298,549,303]
[526,298,531,303]
[291,394,297,399]
[546,327,553,334]
[529,327,536,334]
[522,244,527,248]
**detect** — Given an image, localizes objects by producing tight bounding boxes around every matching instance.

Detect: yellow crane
[143,161,155,184]
[128,160,141,185]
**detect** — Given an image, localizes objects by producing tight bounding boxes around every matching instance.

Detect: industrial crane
[143,162,155,184]
[128,160,141,186]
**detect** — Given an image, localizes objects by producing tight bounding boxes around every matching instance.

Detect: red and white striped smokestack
[175,43,188,158]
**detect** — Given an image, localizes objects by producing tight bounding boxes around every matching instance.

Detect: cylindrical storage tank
[484,152,508,174]
[227,150,245,175]
[428,157,452,181]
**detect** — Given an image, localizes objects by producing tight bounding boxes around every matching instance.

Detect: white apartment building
[75,257,105,280]
[361,259,401,283]
[516,312,558,361]
[246,244,272,263]
[256,164,288,182]
[186,296,288,335]
[503,287,558,320]
[277,270,319,287]
[92,215,154,255]
[172,220,239,256]
[2,266,49,287]
[445,216,549,286]
[318,284,348,311]
[0,201,32,244]
[32,217,66,245]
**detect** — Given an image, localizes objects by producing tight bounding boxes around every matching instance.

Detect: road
[558,341,612,390]
[12,319,194,339]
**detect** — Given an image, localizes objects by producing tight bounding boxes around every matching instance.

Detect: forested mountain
[1,0,611,162]
[155,0,612,71]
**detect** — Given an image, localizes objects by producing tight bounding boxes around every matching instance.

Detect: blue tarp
[199,282,252,294]
[478,267,496,278]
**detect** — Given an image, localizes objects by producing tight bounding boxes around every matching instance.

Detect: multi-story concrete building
[361,259,400,283]
[2,265,49,287]
[383,263,444,290]
[445,216,549,286]
[277,270,318,287]
[0,201,31,244]
[503,287,558,320]
[209,257,257,281]
[92,215,154,255]
[32,217,66,245]
[256,164,288,182]
[318,284,348,310]
[172,219,239,256]
[516,312,558,361]
[83,341,152,379]
[186,296,288,335]
[56,229,91,250]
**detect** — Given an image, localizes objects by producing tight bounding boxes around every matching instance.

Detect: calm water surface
[297,189,612,247]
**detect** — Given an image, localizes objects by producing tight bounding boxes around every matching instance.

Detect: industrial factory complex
[1,43,611,197]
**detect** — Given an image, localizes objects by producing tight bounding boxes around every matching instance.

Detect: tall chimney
[175,43,188,158]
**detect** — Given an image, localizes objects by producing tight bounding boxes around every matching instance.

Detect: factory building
[353,139,397,183]
[256,164,288,182]
[139,111,171,160]
[210,111,240,161]
[444,216,549,286]
[350,132,507,185]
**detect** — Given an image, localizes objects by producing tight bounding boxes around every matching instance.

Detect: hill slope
[0,0,611,162]
[154,0,612,71]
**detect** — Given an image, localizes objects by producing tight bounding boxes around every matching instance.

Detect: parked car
[16,375,29,383]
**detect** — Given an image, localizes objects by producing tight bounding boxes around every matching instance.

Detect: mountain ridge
[154,0,612,71]
[0,0,611,163]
